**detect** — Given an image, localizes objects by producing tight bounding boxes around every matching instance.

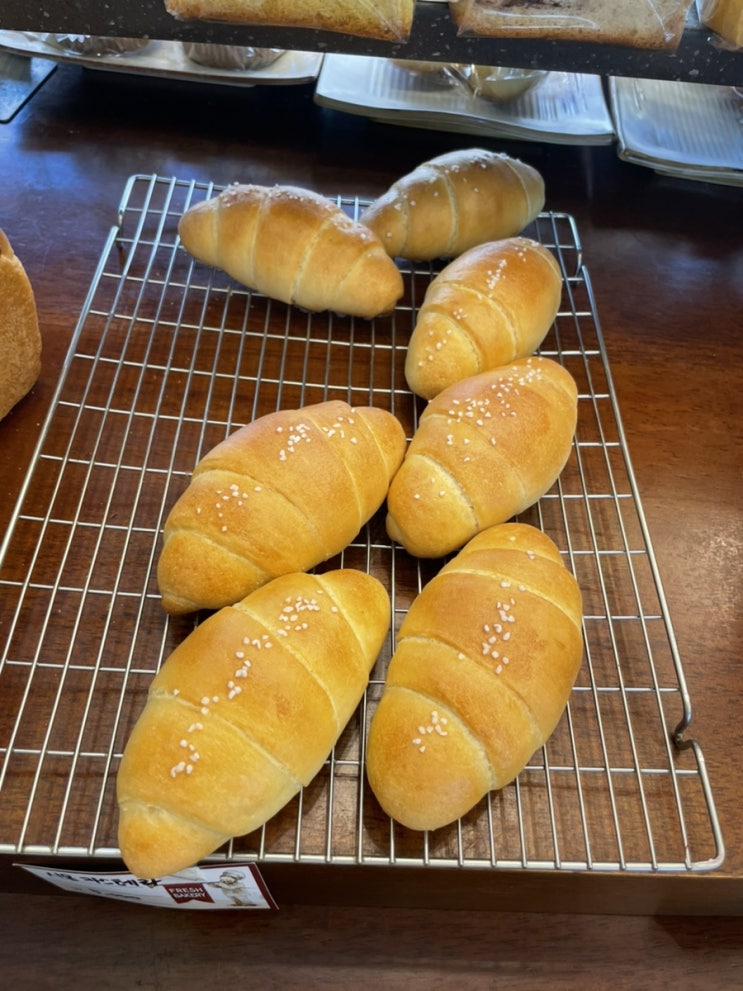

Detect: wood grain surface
[0,61,741,984]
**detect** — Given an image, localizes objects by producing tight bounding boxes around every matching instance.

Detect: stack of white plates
[609,76,743,186]
[314,53,616,145]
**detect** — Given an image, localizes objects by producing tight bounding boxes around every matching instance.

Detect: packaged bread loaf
[359,148,545,261]
[700,0,743,48]
[366,522,583,831]
[118,568,390,878]
[449,0,694,50]
[164,0,415,41]
[0,229,41,422]
[178,183,404,319]
[386,356,578,559]
[158,400,406,614]
[405,237,563,400]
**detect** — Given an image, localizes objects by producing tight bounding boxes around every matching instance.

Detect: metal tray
[0,174,724,875]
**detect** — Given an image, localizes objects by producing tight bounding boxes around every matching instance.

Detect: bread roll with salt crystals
[386,356,578,558]
[0,229,41,421]
[359,148,545,261]
[158,400,406,614]
[366,522,583,831]
[405,237,562,400]
[118,568,390,878]
[178,183,403,319]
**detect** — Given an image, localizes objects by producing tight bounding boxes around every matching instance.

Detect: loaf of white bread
[386,356,578,558]
[359,149,545,261]
[178,183,404,319]
[158,400,406,614]
[366,522,583,831]
[405,237,563,400]
[0,229,41,421]
[449,0,694,50]
[118,568,390,878]
[164,0,415,41]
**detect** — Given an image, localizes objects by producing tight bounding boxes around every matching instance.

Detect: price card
[16,862,278,910]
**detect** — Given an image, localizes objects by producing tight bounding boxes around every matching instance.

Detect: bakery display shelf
[0,1,739,87]
[0,173,724,879]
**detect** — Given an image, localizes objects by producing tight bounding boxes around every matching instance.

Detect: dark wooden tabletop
[0,62,741,985]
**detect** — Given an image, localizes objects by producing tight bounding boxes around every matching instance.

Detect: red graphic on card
[163,882,214,905]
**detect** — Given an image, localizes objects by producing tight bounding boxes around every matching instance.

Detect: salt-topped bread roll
[359,148,545,261]
[386,356,578,558]
[118,568,391,878]
[158,400,406,614]
[0,229,41,421]
[405,237,563,400]
[366,522,583,831]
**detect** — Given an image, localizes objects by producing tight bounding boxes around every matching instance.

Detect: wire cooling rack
[0,173,724,875]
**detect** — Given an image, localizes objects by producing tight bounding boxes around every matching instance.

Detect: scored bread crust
[359,149,545,261]
[164,0,415,40]
[118,568,391,878]
[0,229,41,421]
[158,400,406,614]
[366,522,583,831]
[178,183,404,318]
[405,237,563,400]
[386,356,578,558]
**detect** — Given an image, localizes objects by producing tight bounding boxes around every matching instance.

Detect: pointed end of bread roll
[118,798,229,879]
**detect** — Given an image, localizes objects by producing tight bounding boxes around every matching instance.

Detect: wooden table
[0,63,742,985]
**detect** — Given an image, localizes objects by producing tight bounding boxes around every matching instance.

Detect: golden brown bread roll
[178,183,404,319]
[0,229,41,421]
[359,149,545,261]
[366,522,583,831]
[164,0,415,41]
[405,237,563,400]
[118,568,390,877]
[158,400,406,614]
[386,356,578,558]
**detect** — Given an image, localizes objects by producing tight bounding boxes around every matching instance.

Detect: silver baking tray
[0,31,324,87]
[0,174,724,876]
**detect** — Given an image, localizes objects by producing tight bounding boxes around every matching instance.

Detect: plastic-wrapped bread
[700,0,743,48]
[366,522,583,831]
[405,237,563,400]
[118,568,390,878]
[359,149,545,261]
[178,183,404,319]
[386,356,578,558]
[449,0,694,50]
[158,400,406,614]
[164,0,415,42]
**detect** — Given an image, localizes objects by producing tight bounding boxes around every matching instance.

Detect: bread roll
[386,356,578,558]
[164,0,415,42]
[405,237,563,400]
[359,149,545,261]
[366,522,583,831]
[178,183,404,319]
[158,400,406,614]
[118,568,390,878]
[0,229,41,421]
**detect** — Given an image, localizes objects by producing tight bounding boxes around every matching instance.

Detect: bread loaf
[366,522,583,831]
[118,568,390,878]
[405,237,563,400]
[359,149,545,261]
[164,0,415,41]
[449,0,694,50]
[178,183,404,319]
[386,356,578,558]
[0,229,41,421]
[158,400,406,614]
